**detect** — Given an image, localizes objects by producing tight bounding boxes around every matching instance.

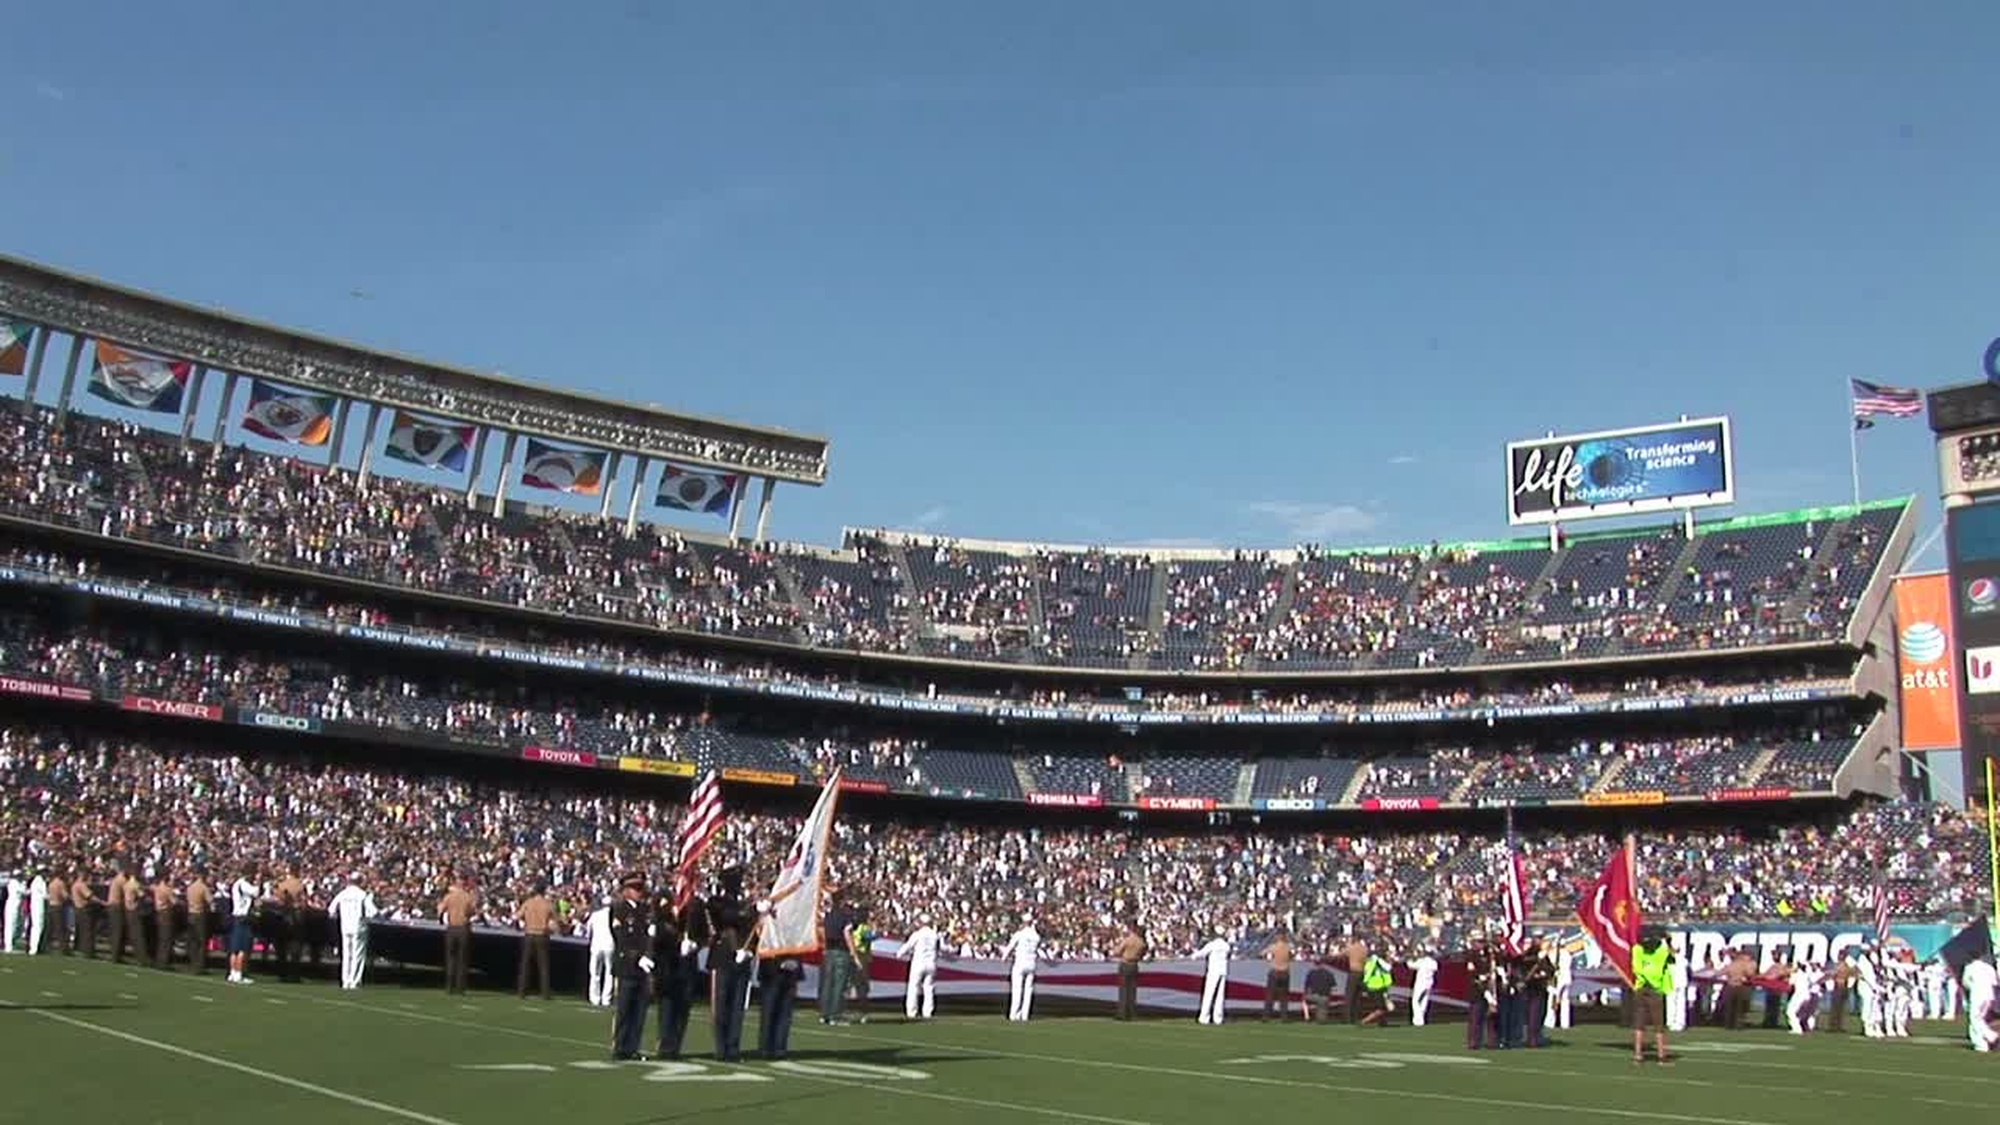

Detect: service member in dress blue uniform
[707,866,756,1063]
[653,882,710,1060]
[609,873,654,1061]
[760,952,805,1060]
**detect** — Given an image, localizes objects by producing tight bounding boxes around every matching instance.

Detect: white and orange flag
[757,770,841,959]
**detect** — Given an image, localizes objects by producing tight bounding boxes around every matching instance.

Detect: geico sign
[247,712,314,732]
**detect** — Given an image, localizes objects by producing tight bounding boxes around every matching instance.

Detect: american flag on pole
[673,771,724,911]
[1851,379,1922,429]
[1872,883,1893,943]
[1497,824,1529,957]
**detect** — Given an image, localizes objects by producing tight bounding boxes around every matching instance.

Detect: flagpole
[1624,833,1638,913]
[1986,756,1997,926]
[1848,407,1863,506]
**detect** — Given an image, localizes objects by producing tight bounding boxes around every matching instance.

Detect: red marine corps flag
[1576,836,1642,984]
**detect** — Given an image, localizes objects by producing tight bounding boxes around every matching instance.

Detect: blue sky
[3,2,1992,561]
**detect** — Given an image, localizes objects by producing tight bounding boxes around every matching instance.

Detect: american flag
[672,770,725,911]
[1851,379,1922,429]
[1497,827,1529,957]
[1872,883,1893,943]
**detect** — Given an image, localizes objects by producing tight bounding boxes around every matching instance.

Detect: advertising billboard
[1947,499,2000,803]
[1894,572,1961,751]
[1506,417,1734,525]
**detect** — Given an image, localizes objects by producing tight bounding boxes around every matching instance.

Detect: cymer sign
[1507,417,1734,525]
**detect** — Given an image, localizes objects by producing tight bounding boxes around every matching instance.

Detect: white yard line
[803,1023,1803,1125]
[302,993,1164,1125]
[1036,1012,2000,1099]
[0,1000,465,1125]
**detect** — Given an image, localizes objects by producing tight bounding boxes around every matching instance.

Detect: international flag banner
[657,463,738,516]
[756,769,842,959]
[1851,378,1922,430]
[0,319,33,376]
[241,379,336,446]
[382,411,474,471]
[520,438,606,496]
[87,341,192,414]
[1575,837,1641,985]
[673,770,724,911]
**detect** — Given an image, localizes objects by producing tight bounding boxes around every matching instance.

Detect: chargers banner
[1507,417,1733,525]
[657,463,738,516]
[89,341,192,414]
[520,438,606,495]
[1895,572,1961,750]
[242,379,336,445]
[382,411,474,471]
[0,319,32,376]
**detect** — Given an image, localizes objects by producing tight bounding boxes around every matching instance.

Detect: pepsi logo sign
[1967,578,1999,613]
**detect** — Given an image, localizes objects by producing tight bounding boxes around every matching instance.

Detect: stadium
[2,241,1997,1121]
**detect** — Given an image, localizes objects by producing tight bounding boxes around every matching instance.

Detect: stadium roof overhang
[0,254,829,485]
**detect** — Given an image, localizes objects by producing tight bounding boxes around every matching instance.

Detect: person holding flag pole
[741,770,844,1062]
[1576,835,1662,1064]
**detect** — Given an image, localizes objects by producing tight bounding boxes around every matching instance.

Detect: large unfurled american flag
[1851,379,1922,429]
[673,770,725,911]
[1872,883,1893,943]
[1497,831,1529,957]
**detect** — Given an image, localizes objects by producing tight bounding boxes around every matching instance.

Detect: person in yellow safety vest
[1359,953,1395,1026]
[1630,932,1675,1066]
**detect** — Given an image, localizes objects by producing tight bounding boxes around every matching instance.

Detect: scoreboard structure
[1928,381,2000,806]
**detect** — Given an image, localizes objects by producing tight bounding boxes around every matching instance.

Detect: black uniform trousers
[1466,993,1491,1048]
[155,911,177,970]
[712,956,753,1062]
[275,911,301,981]
[77,905,98,958]
[108,906,127,963]
[1496,990,1524,1047]
[187,912,209,973]
[443,925,471,994]
[1523,988,1549,1046]
[760,967,800,1060]
[42,903,67,955]
[655,960,698,1058]
[613,969,651,1058]
[1263,971,1288,1020]
[517,934,552,999]
[1116,963,1140,1021]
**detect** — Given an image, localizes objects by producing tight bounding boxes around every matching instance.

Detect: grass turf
[3,954,1994,1125]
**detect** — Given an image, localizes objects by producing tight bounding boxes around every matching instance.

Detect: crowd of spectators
[3,729,1987,965]
[0,603,1865,802]
[0,541,1856,727]
[0,410,1903,674]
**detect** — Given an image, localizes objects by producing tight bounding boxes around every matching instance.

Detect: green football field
[4,955,1993,1125]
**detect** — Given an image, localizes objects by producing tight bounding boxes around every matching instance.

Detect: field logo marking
[1221,1052,1489,1070]
[469,1059,933,1085]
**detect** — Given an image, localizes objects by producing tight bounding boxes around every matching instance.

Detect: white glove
[756,899,773,916]
[638,956,655,974]
[735,949,753,965]
[679,938,697,957]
